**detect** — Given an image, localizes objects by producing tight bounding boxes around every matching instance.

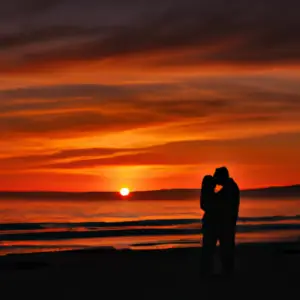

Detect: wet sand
[0,241,299,299]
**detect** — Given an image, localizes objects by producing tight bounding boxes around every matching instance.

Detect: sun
[120,187,130,197]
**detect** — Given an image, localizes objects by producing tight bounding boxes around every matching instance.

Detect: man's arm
[229,182,240,223]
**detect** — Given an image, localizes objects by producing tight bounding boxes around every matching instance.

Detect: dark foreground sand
[0,241,299,299]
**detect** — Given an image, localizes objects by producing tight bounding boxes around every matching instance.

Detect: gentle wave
[1,215,300,231]
[1,215,300,241]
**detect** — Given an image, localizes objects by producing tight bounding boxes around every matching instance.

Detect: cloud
[0,0,299,74]
[0,110,173,139]
[0,171,107,191]
[30,132,300,169]
[0,146,147,171]
[0,80,299,141]
[0,26,102,51]
[0,83,226,138]
[0,1,61,19]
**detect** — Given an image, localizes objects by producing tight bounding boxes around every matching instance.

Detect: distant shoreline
[0,184,299,200]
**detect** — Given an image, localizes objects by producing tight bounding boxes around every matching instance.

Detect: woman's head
[201,175,215,191]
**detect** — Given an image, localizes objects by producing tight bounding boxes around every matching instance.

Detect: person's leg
[219,226,236,275]
[201,223,218,275]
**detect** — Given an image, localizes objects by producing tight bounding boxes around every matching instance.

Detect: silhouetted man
[213,167,240,275]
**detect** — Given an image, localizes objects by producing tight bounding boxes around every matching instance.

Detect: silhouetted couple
[200,167,240,276]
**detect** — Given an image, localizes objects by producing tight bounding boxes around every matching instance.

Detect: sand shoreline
[0,241,299,299]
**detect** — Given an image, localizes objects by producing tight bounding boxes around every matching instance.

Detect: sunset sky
[1,0,300,191]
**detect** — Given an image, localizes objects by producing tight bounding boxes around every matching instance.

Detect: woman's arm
[200,190,212,212]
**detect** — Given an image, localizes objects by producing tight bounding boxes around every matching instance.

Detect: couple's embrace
[200,167,240,276]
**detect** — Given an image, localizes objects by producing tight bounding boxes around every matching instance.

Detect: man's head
[213,167,229,185]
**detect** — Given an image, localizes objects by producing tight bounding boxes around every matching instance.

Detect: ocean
[0,196,299,255]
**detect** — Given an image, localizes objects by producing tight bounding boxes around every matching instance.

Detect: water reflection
[0,197,299,255]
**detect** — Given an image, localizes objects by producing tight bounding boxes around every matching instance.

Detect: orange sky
[1,0,300,191]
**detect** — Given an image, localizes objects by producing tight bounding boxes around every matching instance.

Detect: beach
[1,194,299,299]
[1,241,299,299]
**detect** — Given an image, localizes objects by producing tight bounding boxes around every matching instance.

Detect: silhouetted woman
[200,175,220,275]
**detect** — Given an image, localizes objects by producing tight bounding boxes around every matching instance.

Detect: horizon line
[0,183,299,194]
